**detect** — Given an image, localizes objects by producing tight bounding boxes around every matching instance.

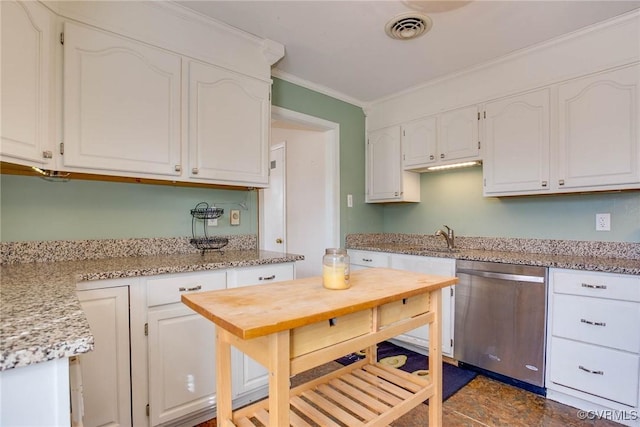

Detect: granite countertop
[346,234,640,276]
[0,248,304,372]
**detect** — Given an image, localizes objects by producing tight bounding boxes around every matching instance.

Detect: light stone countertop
[346,234,640,275]
[0,249,304,372]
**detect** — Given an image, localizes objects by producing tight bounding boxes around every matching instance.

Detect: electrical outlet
[595,213,610,231]
[207,218,218,226]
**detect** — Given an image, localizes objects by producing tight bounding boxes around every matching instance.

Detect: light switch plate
[230,209,240,226]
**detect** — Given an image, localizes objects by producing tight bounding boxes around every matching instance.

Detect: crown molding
[271,69,368,109]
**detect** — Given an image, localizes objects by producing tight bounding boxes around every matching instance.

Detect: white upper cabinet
[557,64,639,191]
[483,89,550,195]
[367,126,420,203]
[402,116,437,169]
[63,22,182,176]
[438,105,481,162]
[402,105,481,172]
[1,0,55,167]
[187,61,270,186]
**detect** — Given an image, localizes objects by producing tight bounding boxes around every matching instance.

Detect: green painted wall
[271,77,382,243]
[0,174,257,242]
[382,167,640,242]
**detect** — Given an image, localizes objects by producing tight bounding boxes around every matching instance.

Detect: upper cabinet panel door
[188,61,270,186]
[558,64,639,190]
[438,105,480,162]
[367,126,402,201]
[483,89,550,195]
[1,0,54,167]
[402,116,437,170]
[63,22,182,176]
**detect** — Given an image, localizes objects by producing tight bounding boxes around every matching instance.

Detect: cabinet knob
[276,238,283,244]
[394,192,399,197]
[440,153,445,159]
[174,165,182,172]
[541,181,548,187]
[430,155,435,160]
[192,168,199,175]
[42,150,53,159]
[558,179,565,186]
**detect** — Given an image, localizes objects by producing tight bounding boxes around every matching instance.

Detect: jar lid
[325,248,347,254]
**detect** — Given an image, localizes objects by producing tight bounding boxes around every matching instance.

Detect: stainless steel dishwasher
[454,260,547,392]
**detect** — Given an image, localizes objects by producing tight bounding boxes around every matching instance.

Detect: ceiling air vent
[385,12,432,40]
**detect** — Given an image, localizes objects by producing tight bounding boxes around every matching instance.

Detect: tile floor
[196,361,624,427]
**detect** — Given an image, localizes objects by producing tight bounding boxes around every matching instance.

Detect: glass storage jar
[322,248,350,290]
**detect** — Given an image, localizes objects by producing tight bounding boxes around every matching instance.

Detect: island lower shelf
[231,359,434,427]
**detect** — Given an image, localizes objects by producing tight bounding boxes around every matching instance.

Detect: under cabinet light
[426,161,482,172]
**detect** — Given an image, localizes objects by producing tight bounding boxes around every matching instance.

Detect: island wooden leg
[428,289,443,427]
[216,328,233,427]
[268,330,291,427]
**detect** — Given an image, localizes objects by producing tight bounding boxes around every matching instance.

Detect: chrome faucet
[435,225,455,250]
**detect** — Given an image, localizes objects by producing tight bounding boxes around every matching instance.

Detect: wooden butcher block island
[182,267,457,427]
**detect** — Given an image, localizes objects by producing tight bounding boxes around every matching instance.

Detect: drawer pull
[259,275,276,281]
[329,318,337,327]
[178,285,202,292]
[580,318,606,327]
[402,298,408,305]
[578,365,604,375]
[581,283,607,290]
[362,258,373,262]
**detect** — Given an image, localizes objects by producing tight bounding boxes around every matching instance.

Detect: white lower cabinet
[347,250,455,357]
[546,268,640,427]
[146,271,226,426]
[389,254,456,357]
[77,285,132,427]
[226,264,295,399]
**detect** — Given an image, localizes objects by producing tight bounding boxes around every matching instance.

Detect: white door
[438,105,480,162]
[261,144,286,253]
[77,286,131,427]
[367,126,402,201]
[63,21,182,176]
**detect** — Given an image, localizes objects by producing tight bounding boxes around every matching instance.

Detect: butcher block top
[181,267,457,340]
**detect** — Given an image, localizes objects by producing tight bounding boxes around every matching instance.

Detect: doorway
[259,107,340,278]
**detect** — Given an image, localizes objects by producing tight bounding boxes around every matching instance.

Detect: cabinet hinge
[144,323,148,336]
[146,404,150,417]
[477,141,481,149]
[477,112,480,120]
[483,178,486,187]
[402,129,405,137]
[60,32,64,45]
[450,287,454,297]
[59,142,64,155]
[484,111,486,119]
[450,338,454,347]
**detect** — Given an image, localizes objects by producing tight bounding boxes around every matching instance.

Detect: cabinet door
[402,116,437,170]
[367,126,402,201]
[438,105,480,162]
[78,286,131,427]
[1,0,54,167]
[188,61,270,186]
[63,22,182,176]
[558,64,639,190]
[483,89,550,195]
[389,254,456,357]
[147,305,217,426]
[227,264,294,397]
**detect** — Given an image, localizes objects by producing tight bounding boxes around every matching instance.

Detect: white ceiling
[176,1,640,105]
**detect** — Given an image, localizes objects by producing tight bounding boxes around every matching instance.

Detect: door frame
[261,106,340,251]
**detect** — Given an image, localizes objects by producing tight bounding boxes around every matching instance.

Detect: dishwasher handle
[456,268,545,284]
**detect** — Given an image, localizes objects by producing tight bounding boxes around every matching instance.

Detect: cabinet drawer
[291,310,372,358]
[379,294,430,327]
[549,337,640,407]
[231,263,294,286]
[147,271,226,307]
[348,250,389,268]
[552,269,640,302]
[552,294,640,353]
